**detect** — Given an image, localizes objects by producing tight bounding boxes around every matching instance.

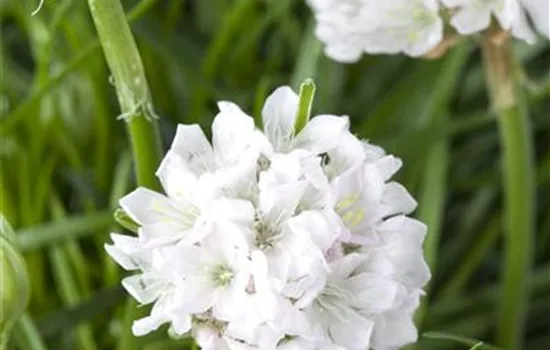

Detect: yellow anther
[336,195,359,212]
[342,209,365,228]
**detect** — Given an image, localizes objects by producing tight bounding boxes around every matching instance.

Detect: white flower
[261,86,350,154]
[307,0,443,61]
[329,137,415,246]
[443,0,549,42]
[104,234,191,336]
[360,0,444,56]
[521,0,550,39]
[161,227,252,322]
[308,0,548,62]
[106,84,429,349]
[302,254,399,349]
[371,290,423,350]
[442,0,519,34]
[120,163,252,248]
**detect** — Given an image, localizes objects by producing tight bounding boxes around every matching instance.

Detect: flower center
[316,283,356,322]
[253,214,282,250]
[152,199,200,229]
[211,264,234,287]
[335,195,365,228]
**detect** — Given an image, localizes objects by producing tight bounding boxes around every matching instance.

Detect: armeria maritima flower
[106,84,430,349]
[307,0,549,62]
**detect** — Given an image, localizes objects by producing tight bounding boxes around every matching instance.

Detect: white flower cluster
[106,86,430,350]
[307,0,549,62]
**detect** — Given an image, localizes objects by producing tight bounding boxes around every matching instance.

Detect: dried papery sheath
[106,82,430,349]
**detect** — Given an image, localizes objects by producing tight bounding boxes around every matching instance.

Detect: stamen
[211,265,234,287]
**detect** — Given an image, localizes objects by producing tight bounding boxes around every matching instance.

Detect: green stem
[1,0,160,135]
[481,39,535,350]
[13,313,47,350]
[423,332,504,350]
[127,116,162,190]
[86,0,162,190]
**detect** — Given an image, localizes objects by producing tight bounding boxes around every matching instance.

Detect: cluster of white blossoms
[106,85,430,350]
[307,0,549,62]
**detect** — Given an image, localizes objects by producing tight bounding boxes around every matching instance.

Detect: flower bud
[0,216,30,344]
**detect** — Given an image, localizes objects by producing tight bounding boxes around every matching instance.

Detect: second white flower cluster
[308,0,549,61]
[106,86,430,350]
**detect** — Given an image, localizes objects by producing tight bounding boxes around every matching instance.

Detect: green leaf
[12,313,47,350]
[0,215,30,349]
[36,286,125,337]
[423,332,505,350]
[17,212,113,252]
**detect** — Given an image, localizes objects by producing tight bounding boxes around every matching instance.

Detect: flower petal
[261,86,299,151]
[132,314,166,336]
[119,187,176,226]
[104,233,147,270]
[293,115,350,155]
[450,7,491,34]
[328,312,374,350]
[138,222,203,248]
[170,124,215,175]
[381,182,417,215]
[345,272,398,313]
[122,273,161,304]
[156,150,200,200]
[523,0,549,39]
[213,102,257,164]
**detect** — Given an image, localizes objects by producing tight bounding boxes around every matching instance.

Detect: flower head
[106,83,429,349]
[307,0,549,62]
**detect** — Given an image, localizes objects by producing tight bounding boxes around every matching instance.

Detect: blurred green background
[0,0,549,349]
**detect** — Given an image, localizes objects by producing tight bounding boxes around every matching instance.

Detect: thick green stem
[87,0,162,190]
[481,39,535,350]
[127,116,162,190]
